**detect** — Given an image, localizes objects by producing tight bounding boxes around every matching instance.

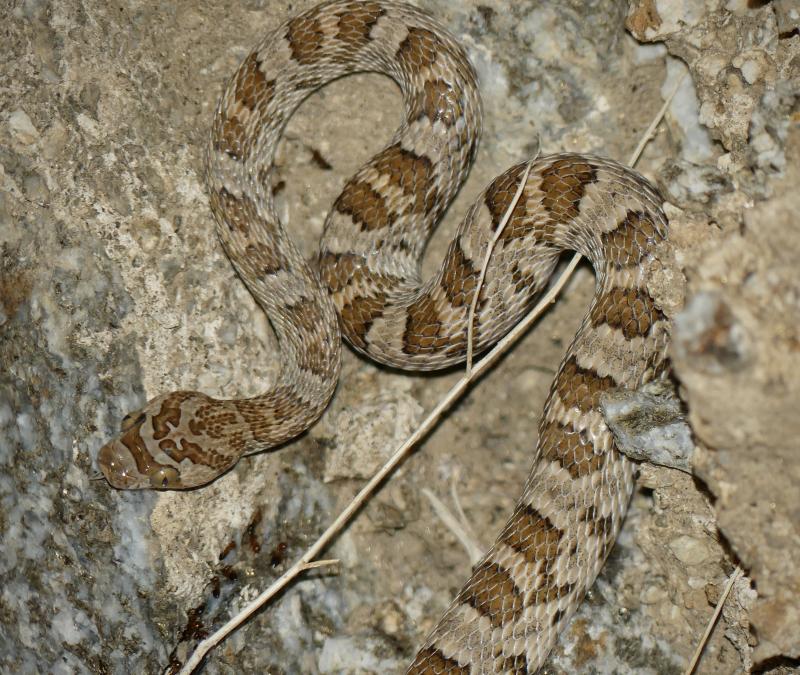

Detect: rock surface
[1,0,797,673]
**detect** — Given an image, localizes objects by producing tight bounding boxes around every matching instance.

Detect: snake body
[98,1,672,671]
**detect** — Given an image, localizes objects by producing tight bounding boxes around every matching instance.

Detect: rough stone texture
[1,1,797,674]
[670,133,800,668]
[601,380,694,473]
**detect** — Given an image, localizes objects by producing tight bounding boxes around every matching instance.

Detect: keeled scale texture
[97,1,671,671]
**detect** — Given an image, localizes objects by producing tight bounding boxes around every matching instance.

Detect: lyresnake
[98,2,672,671]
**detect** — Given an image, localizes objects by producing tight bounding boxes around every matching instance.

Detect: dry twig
[684,567,743,675]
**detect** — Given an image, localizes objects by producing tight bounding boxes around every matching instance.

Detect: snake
[97,1,672,672]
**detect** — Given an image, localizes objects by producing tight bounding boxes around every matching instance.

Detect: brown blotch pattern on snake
[456,561,525,628]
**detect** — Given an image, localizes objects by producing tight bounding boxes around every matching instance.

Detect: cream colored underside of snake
[97,1,672,672]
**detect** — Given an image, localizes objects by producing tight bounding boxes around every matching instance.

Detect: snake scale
[98,1,672,671]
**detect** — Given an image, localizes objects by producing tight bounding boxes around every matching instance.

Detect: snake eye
[149,466,180,489]
[121,411,147,432]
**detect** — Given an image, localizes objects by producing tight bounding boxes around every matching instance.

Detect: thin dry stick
[684,566,743,675]
[465,158,535,375]
[631,70,687,166]
[421,488,483,564]
[177,65,681,675]
[449,468,478,548]
[299,558,340,571]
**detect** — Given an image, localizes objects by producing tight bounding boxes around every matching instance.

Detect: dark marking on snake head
[151,397,184,441]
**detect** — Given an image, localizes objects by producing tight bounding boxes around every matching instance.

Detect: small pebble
[668,534,710,566]
[8,110,40,145]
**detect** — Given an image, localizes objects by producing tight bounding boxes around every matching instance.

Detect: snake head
[97,391,239,490]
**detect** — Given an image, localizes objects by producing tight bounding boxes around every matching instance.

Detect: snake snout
[97,439,149,489]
